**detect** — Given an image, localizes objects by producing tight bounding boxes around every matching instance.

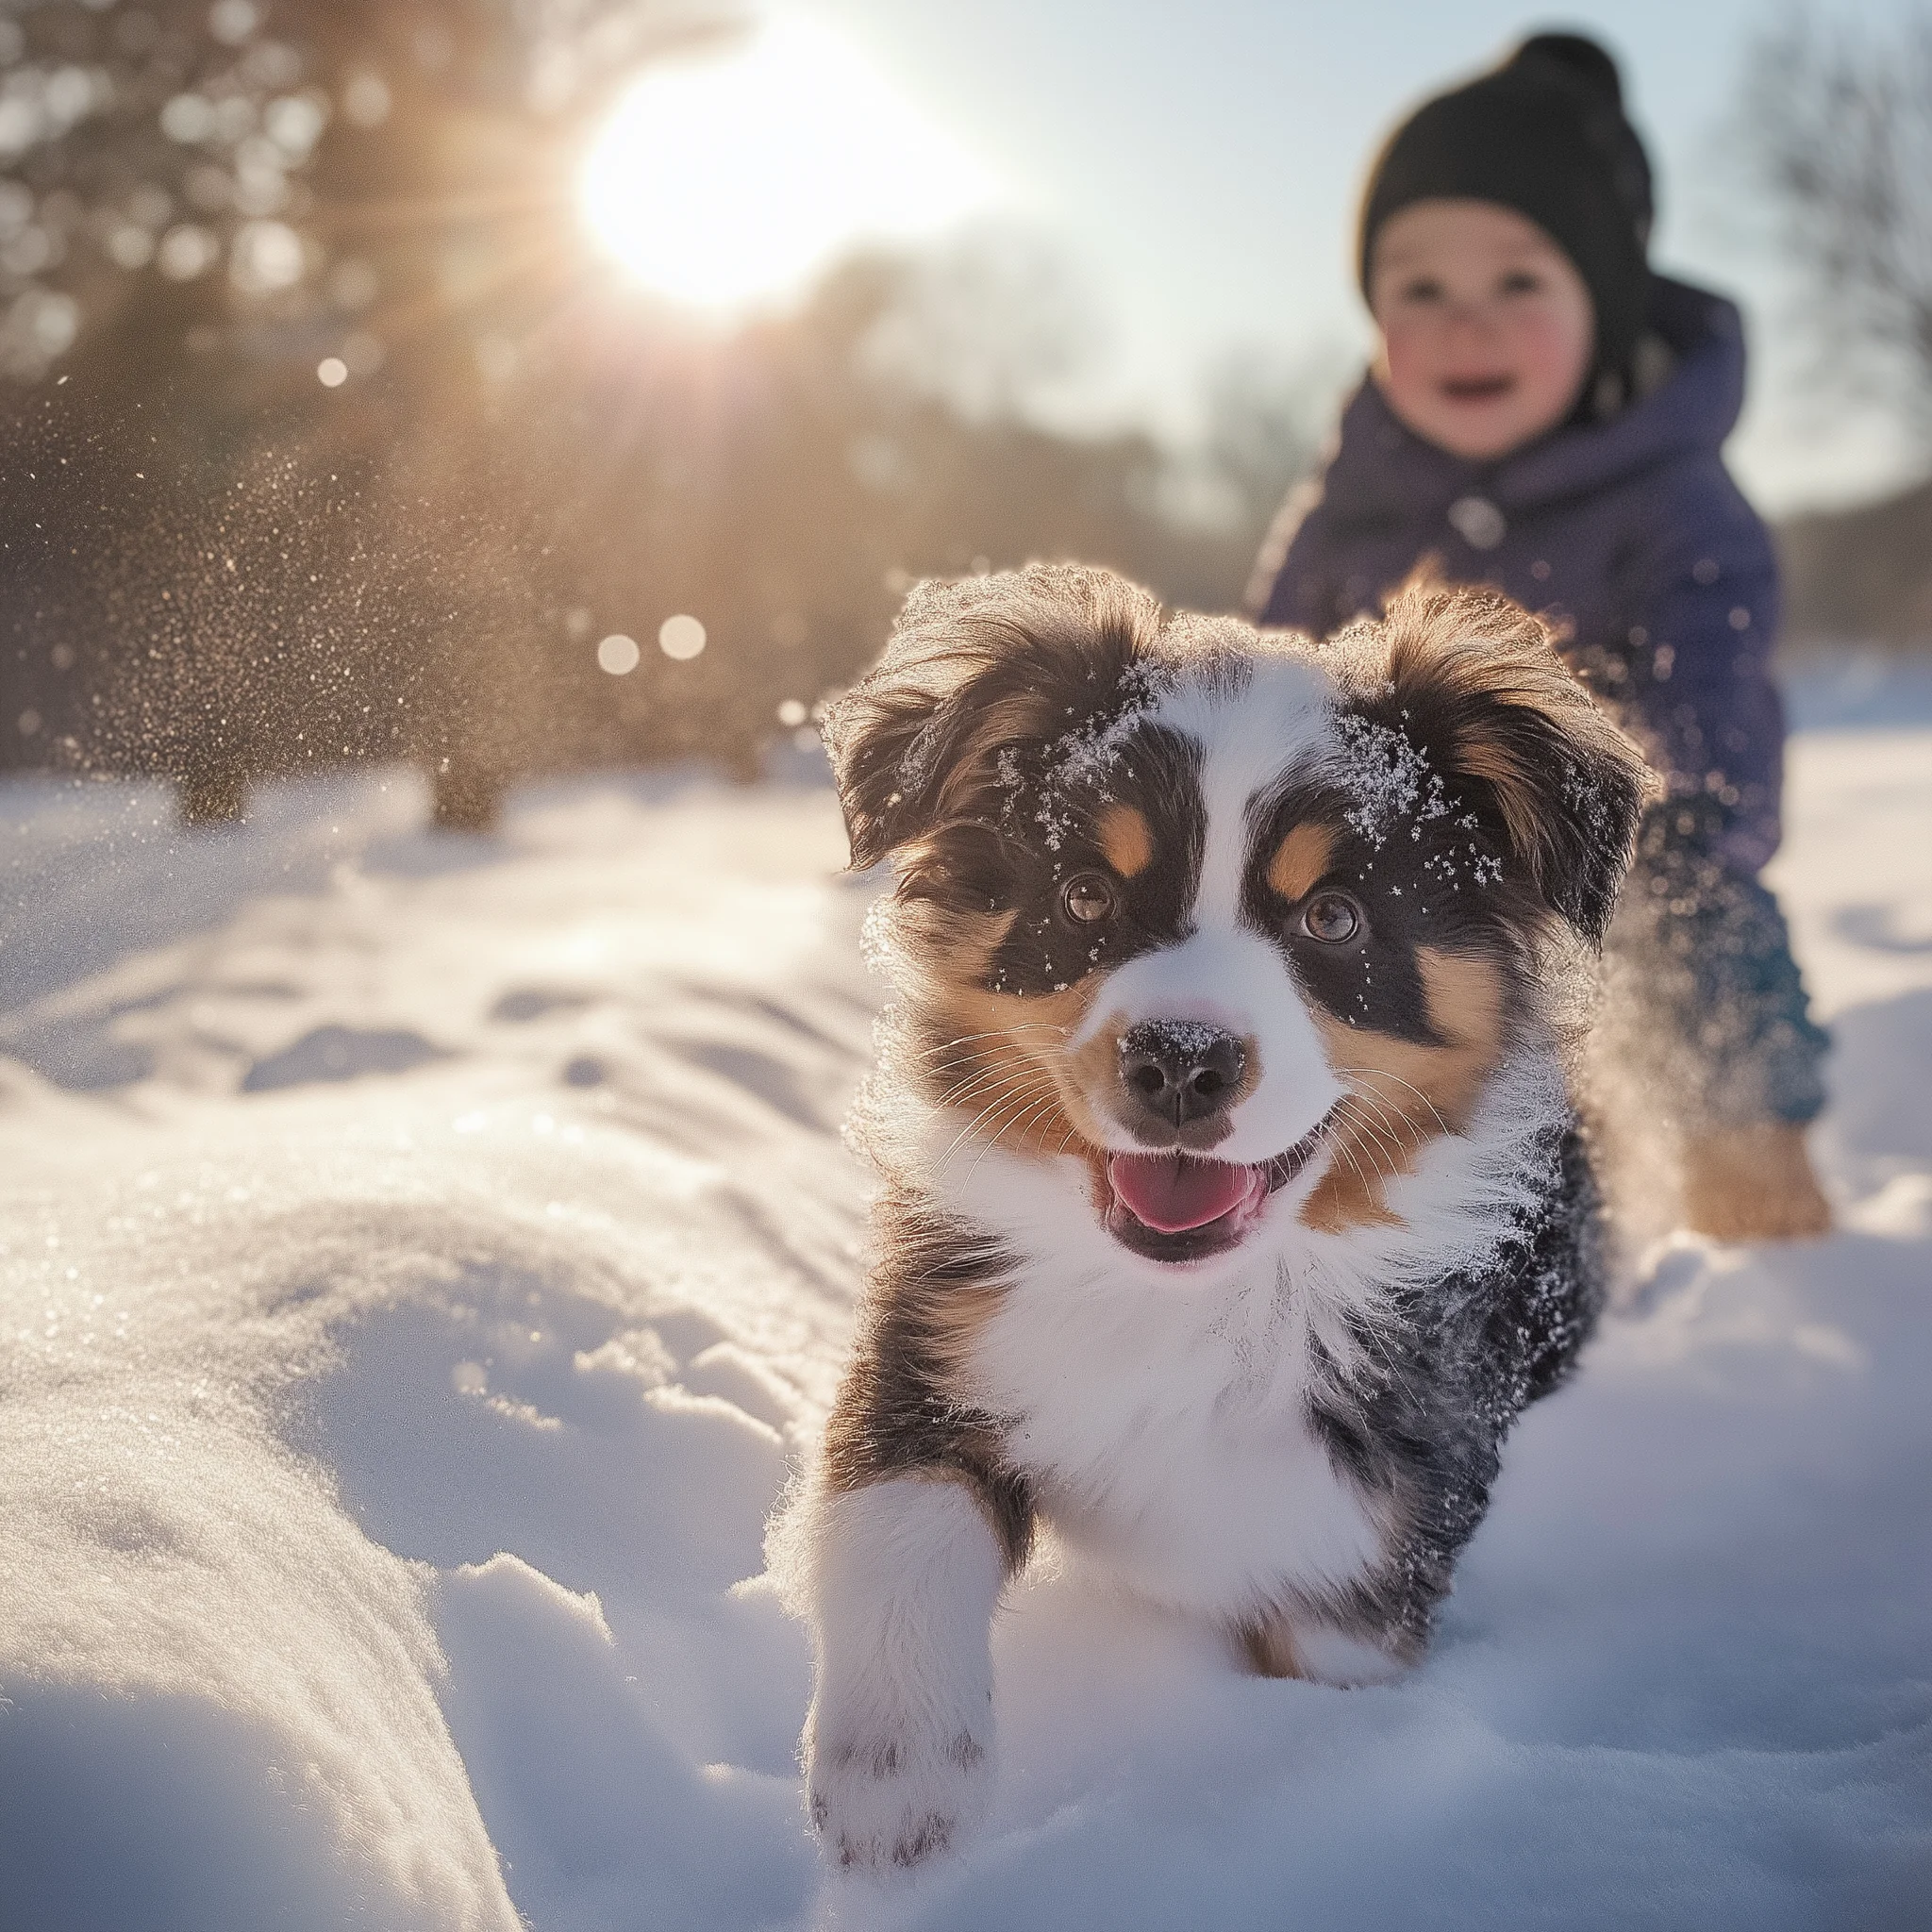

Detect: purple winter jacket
[1251,275,1785,874]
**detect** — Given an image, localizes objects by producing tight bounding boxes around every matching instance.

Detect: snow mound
[1,733,1928,1929]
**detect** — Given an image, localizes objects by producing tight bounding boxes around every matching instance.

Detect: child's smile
[1369,199,1596,462]
[1439,373,1516,401]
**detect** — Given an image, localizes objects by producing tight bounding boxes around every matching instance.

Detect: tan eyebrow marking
[1267,822,1334,903]
[1097,804,1154,878]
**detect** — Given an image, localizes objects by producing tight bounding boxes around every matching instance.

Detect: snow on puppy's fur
[782,565,1652,1873]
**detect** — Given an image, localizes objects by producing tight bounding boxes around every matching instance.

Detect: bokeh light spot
[107,225,155,270]
[316,356,347,388]
[157,224,218,280]
[597,633,641,675]
[161,93,215,143]
[658,615,706,661]
[341,74,391,128]
[209,0,259,47]
[230,217,303,294]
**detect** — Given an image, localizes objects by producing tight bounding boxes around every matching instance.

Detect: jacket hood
[1322,275,1747,522]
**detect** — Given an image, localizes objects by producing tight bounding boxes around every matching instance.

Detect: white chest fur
[955,1204,1388,1623]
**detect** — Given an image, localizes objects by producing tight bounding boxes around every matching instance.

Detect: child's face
[1368,199,1595,461]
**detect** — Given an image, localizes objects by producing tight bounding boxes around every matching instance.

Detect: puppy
[783,565,1650,1873]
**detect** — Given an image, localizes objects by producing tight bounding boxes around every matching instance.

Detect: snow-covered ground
[1,719,1927,1931]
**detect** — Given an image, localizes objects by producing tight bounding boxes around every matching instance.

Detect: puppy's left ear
[1357,580,1657,943]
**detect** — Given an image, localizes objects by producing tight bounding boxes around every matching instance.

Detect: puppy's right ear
[822,568,1166,873]
[820,614,983,872]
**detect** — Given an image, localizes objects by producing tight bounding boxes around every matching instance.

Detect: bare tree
[1740,8,1932,441]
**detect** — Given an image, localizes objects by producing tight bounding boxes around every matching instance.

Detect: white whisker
[1334,1065,1453,1137]
[913,1024,1071,1062]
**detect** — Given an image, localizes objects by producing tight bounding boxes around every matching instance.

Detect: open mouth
[1103,1114,1331,1264]
[1439,374,1515,404]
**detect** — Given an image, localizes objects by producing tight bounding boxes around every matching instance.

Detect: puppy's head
[827,566,1650,1265]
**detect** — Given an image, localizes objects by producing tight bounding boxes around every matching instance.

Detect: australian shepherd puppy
[781,565,1651,1873]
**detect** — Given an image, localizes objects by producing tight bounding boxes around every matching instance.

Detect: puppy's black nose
[1119,1023,1245,1128]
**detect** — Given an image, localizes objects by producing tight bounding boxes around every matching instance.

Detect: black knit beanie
[1357,32,1654,380]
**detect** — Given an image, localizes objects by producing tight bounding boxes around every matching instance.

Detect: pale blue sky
[808,0,1924,511]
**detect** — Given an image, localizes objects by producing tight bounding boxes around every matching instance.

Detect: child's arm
[1607,470,1786,874]
[1604,481,1830,1135]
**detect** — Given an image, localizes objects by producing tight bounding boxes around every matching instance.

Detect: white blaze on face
[1073,656,1345,1163]
[1161,656,1336,928]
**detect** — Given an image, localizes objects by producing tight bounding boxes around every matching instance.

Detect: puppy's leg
[1239,1609,1408,1686]
[801,1473,1009,1873]
[1238,1614,1305,1679]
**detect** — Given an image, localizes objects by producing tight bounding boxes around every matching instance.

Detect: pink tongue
[1108,1154,1256,1234]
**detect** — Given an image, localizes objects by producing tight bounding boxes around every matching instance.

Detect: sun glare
[579,13,998,315]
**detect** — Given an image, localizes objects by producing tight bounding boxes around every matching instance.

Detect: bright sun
[579,13,999,315]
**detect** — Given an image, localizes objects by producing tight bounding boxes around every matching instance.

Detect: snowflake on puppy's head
[1334,712,1451,847]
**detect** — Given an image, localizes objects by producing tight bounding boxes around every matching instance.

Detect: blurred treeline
[0,0,1327,823]
[1742,9,1932,658]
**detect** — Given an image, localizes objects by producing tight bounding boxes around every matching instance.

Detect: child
[1250,32,1830,1240]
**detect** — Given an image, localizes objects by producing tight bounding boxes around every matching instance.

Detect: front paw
[806,1716,991,1873]
[790,1473,1010,1872]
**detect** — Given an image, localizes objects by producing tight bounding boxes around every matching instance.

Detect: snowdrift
[1,729,1927,1930]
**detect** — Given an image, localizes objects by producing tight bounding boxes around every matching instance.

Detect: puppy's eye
[1301,892,1362,943]
[1061,873,1117,924]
